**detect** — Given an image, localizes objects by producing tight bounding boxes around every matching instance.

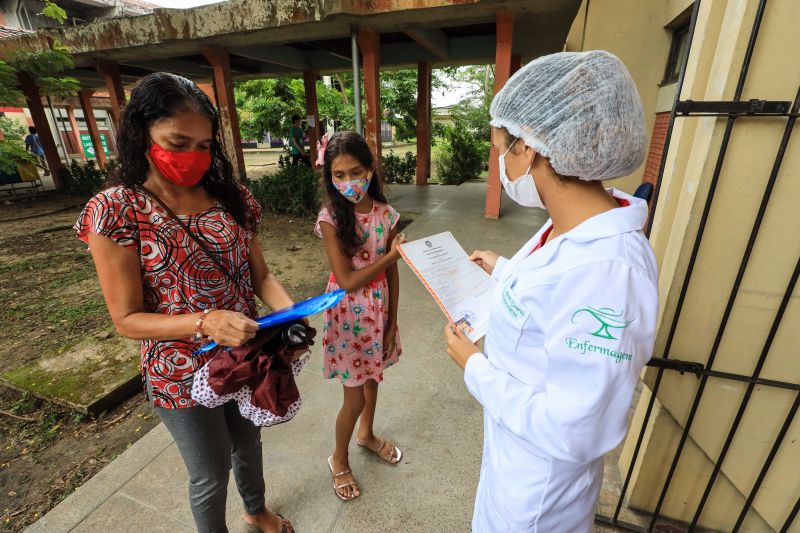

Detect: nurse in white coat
[444,51,659,532]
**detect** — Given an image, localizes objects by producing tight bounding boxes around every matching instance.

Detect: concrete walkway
[25,182,633,533]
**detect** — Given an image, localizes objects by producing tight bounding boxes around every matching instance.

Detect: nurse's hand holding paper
[467,250,499,275]
[444,323,481,369]
[444,50,659,533]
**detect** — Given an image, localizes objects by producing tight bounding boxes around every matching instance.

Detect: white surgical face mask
[499,138,544,209]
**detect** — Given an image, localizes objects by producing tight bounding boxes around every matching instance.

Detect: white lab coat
[464,189,658,532]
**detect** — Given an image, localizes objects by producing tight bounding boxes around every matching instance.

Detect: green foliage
[0,62,23,106]
[451,97,491,143]
[236,77,355,142]
[248,166,320,219]
[382,150,416,184]
[430,66,493,183]
[42,0,68,24]
[0,38,80,106]
[1,0,80,105]
[277,152,292,169]
[236,70,425,143]
[236,78,305,140]
[0,116,35,174]
[381,69,418,142]
[62,159,116,196]
[435,125,488,185]
[317,74,356,130]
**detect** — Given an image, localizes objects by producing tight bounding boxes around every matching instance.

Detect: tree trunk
[335,74,349,105]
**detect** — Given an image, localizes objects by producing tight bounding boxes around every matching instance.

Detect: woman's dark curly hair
[322,131,387,257]
[114,72,255,230]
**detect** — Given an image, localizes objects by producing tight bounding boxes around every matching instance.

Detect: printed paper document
[398,232,496,342]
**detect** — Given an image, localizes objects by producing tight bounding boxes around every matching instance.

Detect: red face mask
[148,142,212,187]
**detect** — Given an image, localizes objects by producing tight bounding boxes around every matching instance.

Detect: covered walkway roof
[1,0,579,90]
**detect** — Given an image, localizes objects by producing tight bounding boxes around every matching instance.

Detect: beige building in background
[567,0,799,531]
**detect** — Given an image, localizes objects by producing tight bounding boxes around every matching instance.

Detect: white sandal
[356,438,403,464]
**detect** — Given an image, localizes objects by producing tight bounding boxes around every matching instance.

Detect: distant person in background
[289,114,310,167]
[24,126,50,176]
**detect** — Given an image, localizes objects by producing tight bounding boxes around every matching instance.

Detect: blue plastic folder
[194,289,346,355]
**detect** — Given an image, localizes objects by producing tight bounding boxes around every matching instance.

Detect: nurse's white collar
[544,188,647,245]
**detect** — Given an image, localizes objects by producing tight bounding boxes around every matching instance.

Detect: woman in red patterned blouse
[75,73,296,533]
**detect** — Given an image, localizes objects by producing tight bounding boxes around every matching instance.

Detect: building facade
[569,1,800,531]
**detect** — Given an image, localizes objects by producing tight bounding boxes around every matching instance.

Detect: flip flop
[328,455,360,501]
[243,512,294,533]
[356,438,403,464]
[275,513,295,533]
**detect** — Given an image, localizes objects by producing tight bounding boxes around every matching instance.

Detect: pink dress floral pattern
[314,202,402,387]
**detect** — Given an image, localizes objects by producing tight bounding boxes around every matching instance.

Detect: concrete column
[303,70,321,167]
[358,27,382,171]
[17,72,64,188]
[415,61,432,186]
[96,60,126,129]
[203,47,247,180]
[485,11,515,219]
[78,89,107,169]
[66,105,86,160]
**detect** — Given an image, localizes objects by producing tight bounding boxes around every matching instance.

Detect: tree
[235,79,304,140]
[0,1,79,172]
[380,69,417,142]
[235,77,355,140]
[0,2,79,106]
[437,66,494,141]
[0,116,35,174]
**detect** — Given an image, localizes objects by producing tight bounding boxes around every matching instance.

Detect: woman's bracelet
[192,309,212,341]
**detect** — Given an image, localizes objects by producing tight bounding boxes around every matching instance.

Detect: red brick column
[18,72,64,187]
[643,112,671,185]
[303,70,321,167]
[485,11,515,219]
[203,48,246,180]
[97,60,126,130]
[78,89,107,169]
[416,61,432,186]
[358,27,382,172]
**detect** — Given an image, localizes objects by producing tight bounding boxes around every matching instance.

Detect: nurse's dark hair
[322,131,388,258]
[115,72,255,230]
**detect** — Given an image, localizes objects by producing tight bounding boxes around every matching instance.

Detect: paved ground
[24,182,647,532]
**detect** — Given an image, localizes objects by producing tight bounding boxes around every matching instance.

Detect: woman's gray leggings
[153,399,266,533]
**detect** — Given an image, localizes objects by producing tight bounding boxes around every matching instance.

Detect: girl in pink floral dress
[315,132,406,501]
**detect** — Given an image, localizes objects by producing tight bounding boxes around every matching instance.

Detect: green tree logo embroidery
[571,307,633,340]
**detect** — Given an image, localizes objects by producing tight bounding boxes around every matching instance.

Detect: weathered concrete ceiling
[1,0,580,90]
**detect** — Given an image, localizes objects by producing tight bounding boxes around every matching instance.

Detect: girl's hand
[202,310,259,347]
[469,250,499,275]
[383,322,398,361]
[390,232,407,259]
[444,323,480,369]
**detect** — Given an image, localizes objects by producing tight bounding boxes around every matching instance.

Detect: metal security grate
[596,0,800,531]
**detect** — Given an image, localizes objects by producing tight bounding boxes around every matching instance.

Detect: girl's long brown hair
[322,132,388,257]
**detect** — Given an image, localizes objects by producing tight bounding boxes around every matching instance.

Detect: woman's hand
[383,322,398,361]
[444,323,481,370]
[290,318,313,361]
[390,232,407,259]
[202,310,259,347]
[469,250,499,275]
